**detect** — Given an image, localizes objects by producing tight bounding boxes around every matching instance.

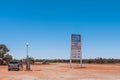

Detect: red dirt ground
[0,63,120,80]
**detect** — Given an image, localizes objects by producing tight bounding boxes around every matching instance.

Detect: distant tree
[0,44,9,64]
[3,54,13,64]
[28,57,35,64]
[22,57,35,64]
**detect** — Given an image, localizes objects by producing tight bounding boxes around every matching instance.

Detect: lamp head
[26,43,29,46]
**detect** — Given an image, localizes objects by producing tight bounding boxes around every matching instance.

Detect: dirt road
[0,63,120,80]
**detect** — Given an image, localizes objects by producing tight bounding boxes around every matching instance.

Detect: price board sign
[71,34,81,59]
[70,34,82,68]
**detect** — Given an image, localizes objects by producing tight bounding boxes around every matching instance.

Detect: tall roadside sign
[70,34,82,68]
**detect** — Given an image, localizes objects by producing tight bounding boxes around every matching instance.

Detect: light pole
[26,43,30,70]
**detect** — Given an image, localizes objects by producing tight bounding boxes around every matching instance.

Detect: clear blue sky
[0,0,120,59]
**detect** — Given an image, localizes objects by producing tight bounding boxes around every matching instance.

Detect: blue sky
[0,0,120,59]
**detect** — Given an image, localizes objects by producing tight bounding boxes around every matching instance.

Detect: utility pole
[26,43,30,70]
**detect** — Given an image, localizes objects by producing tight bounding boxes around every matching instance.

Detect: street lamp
[26,43,30,70]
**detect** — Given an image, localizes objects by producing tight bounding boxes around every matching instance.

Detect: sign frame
[70,34,82,68]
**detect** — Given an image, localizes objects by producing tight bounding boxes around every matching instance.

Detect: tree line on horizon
[0,44,120,65]
[34,58,120,64]
[12,58,120,65]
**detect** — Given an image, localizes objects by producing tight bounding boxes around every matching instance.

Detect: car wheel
[17,66,19,71]
[8,69,11,71]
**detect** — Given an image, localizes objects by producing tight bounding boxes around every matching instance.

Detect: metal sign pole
[70,57,72,68]
[80,51,82,68]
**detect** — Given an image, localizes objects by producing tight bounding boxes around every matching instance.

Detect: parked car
[8,61,19,71]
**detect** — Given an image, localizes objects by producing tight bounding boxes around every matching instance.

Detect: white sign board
[71,34,81,59]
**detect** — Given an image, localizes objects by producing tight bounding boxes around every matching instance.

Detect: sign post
[70,34,82,68]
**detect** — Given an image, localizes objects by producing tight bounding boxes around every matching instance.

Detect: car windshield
[9,62,18,64]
